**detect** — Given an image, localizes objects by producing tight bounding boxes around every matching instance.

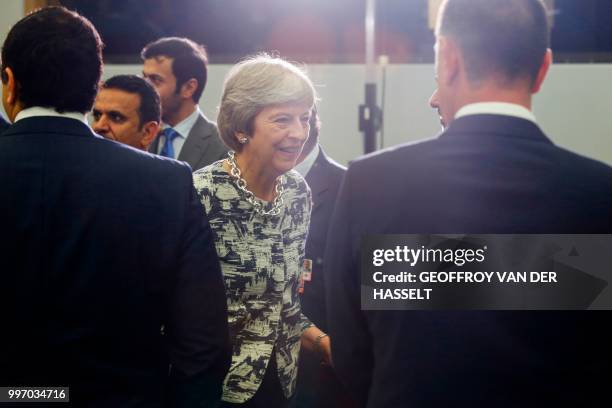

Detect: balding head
[437,0,550,87]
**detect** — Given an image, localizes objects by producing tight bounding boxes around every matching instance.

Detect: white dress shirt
[294,144,320,177]
[15,106,87,124]
[157,106,202,158]
[455,102,537,124]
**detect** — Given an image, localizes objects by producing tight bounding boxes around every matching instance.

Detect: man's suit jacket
[149,112,228,171]
[301,148,346,333]
[325,114,612,408]
[0,116,231,407]
[0,115,9,133]
[296,148,356,408]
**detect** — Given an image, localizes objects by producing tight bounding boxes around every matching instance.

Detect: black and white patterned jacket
[193,160,313,403]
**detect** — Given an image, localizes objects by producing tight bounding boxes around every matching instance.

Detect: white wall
[103,63,612,167]
[0,0,21,46]
[1,0,610,166]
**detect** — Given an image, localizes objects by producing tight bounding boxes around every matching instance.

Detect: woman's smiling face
[238,101,311,178]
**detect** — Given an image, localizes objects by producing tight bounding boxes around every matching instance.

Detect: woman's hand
[301,326,333,366]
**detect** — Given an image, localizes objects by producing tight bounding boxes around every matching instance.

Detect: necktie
[160,128,180,158]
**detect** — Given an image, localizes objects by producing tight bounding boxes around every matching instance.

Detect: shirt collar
[15,106,88,124]
[164,106,201,139]
[455,102,537,124]
[294,144,320,177]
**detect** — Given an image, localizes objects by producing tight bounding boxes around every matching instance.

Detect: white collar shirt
[455,102,537,124]
[15,106,88,124]
[158,106,201,157]
[294,144,320,177]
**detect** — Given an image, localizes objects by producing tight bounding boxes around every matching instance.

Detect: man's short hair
[101,75,161,127]
[1,6,103,113]
[438,0,550,86]
[141,37,208,103]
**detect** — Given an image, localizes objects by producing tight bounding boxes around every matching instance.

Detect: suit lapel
[177,113,214,165]
[305,150,332,214]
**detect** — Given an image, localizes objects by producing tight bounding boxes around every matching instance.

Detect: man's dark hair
[1,6,103,113]
[101,75,161,127]
[439,0,550,86]
[141,37,208,103]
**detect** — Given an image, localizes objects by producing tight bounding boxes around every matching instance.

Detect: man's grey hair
[217,53,316,152]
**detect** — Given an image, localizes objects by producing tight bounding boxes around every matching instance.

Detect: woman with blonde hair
[193,54,331,407]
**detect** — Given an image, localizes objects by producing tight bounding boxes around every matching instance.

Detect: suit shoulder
[192,112,219,137]
[111,142,192,177]
[193,114,228,147]
[319,151,346,176]
[554,146,612,194]
[348,136,440,174]
[556,146,612,177]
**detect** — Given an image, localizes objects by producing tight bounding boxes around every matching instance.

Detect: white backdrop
[2,1,612,166]
[102,63,612,166]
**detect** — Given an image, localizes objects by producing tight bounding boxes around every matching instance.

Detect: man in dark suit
[0,7,231,407]
[325,1,612,407]
[142,37,228,170]
[293,107,354,408]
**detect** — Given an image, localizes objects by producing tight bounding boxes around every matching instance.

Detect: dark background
[59,0,612,64]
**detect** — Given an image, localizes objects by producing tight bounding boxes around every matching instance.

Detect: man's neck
[450,80,533,120]
[4,100,26,122]
[165,102,197,127]
[14,106,87,123]
[462,91,532,111]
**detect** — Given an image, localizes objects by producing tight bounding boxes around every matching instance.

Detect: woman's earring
[239,136,248,144]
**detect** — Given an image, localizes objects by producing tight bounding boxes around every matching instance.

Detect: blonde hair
[217,53,316,151]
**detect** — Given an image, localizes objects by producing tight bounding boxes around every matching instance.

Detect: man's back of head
[439,0,549,86]
[325,3,612,407]
[0,9,230,406]
[434,0,551,121]
[1,6,102,119]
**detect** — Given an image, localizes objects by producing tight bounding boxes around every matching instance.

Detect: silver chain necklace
[227,151,285,217]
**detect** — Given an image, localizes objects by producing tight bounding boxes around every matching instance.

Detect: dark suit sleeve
[0,116,9,134]
[324,167,373,406]
[167,166,231,407]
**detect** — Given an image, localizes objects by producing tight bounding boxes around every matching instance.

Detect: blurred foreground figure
[325,0,612,407]
[92,74,161,150]
[0,7,230,407]
[293,106,356,408]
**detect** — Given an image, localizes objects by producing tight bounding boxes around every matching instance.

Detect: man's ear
[2,66,22,122]
[140,121,160,150]
[3,67,17,105]
[180,78,198,100]
[531,48,552,94]
[438,36,460,87]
